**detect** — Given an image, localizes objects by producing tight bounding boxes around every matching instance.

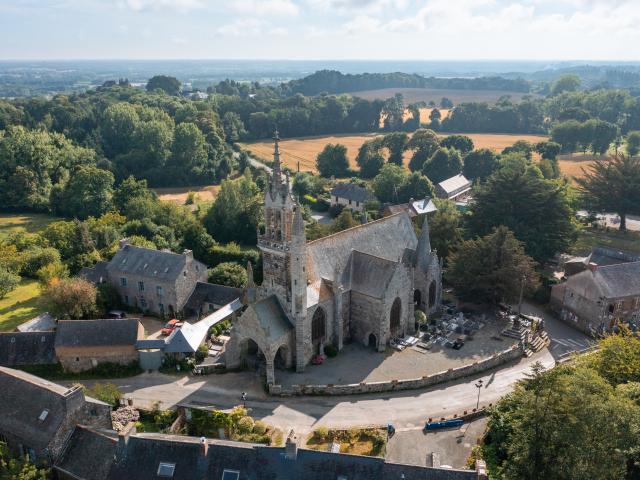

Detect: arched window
[390,297,402,335]
[312,308,326,343]
[413,289,422,307]
[428,281,437,308]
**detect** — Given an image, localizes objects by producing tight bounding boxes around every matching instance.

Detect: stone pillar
[266,356,276,385]
[334,289,344,350]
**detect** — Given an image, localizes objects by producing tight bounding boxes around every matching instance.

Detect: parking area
[139,316,166,340]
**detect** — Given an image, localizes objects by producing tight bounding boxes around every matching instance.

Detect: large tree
[428,199,464,261]
[46,277,97,319]
[447,226,539,305]
[316,143,349,177]
[382,132,408,166]
[372,163,406,203]
[463,148,499,182]
[146,75,181,96]
[50,165,114,220]
[407,129,440,172]
[208,262,247,288]
[422,147,462,184]
[440,134,474,154]
[356,139,385,178]
[576,153,640,231]
[467,156,577,260]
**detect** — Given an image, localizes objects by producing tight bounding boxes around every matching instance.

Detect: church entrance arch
[368,333,378,350]
[390,297,402,338]
[274,344,291,370]
[428,281,437,308]
[312,307,326,353]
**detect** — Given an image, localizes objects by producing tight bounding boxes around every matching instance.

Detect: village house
[382,197,438,218]
[54,318,143,373]
[226,135,442,385]
[551,260,640,335]
[81,240,208,318]
[0,367,112,463]
[436,173,472,204]
[330,182,376,213]
[0,331,56,368]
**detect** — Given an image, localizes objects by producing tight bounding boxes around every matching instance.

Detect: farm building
[436,174,472,204]
[330,182,376,213]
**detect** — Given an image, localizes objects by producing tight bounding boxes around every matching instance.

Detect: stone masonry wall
[268,344,524,396]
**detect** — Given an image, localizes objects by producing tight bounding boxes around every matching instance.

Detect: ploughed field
[241,132,549,174]
[152,185,220,204]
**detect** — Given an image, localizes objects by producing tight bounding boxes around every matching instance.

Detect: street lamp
[241,392,247,408]
[515,274,526,327]
[475,379,484,410]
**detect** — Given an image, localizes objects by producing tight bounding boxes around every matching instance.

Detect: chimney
[118,421,137,448]
[183,249,193,260]
[284,436,298,460]
[119,238,129,250]
[587,262,598,273]
[199,436,208,456]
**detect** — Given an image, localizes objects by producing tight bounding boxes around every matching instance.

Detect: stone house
[226,135,442,385]
[81,241,208,318]
[0,366,112,463]
[54,318,143,373]
[551,261,640,335]
[436,173,472,203]
[330,182,376,213]
[0,331,56,367]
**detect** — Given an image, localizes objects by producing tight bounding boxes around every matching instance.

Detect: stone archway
[368,333,378,350]
[413,289,422,308]
[312,307,326,353]
[428,281,437,308]
[274,344,292,370]
[390,297,402,338]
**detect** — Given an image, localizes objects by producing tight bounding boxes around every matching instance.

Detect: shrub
[46,277,97,319]
[324,344,338,358]
[195,344,208,363]
[236,416,255,435]
[84,382,122,407]
[21,247,61,278]
[314,426,329,441]
[253,420,268,435]
[0,267,20,299]
[36,261,69,287]
[185,191,198,205]
[328,204,344,218]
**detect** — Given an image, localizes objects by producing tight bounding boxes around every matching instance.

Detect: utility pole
[516,274,526,327]
[475,379,484,410]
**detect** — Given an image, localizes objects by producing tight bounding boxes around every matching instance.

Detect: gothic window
[312,308,326,343]
[428,281,437,308]
[390,298,402,335]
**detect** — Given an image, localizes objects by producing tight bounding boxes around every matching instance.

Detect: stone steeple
[415,214,432,269]
[272,130,283,187]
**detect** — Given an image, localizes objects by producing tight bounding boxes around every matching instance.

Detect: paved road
[234,151,272,174]
[86,349,554,435]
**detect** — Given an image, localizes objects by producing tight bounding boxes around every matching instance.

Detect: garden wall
[269,344,524,396]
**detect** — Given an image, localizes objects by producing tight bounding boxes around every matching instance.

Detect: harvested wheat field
[242,132,548,174]
[153,185,221,204]
[350,87,538,104]
[556,153,609,183]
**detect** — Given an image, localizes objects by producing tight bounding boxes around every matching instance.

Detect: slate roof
[0,367,82,452]
[184,282,242,311]
[331,183,375,203]
[587,246,640,267]
[253,295,294,340]
[566,261,640,300]
[17,312,56,332]
[385,198,437,218]
[436,174,471,198]
[306,212,417,286]
[55,426,118,480]
[0,332,56,366]
[55,318,141,348]
[347,250,399,298]
[106,244,204,281]
[79,261,109,284]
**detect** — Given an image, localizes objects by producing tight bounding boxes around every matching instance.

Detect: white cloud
[228,0,299,16]
[120,0,204,12]
[216,18,289,37]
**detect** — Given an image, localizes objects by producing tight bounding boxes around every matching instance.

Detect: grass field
[153,185,221,204]
[572,227,640,255]
[0,213,58,240]
[350,87,538,105]
[242,132,549,174]
[0,280,50,332]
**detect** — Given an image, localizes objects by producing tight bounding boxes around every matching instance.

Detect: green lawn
[572,227,640,255]
[0,212,59,240]
[0,279,51,332]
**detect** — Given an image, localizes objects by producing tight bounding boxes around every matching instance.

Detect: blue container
[425,419,464,430]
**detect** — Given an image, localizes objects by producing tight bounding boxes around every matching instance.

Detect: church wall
[303,300,335,364]
[349,291,385,349]
[413,255,442,315]
[380,265,414,345]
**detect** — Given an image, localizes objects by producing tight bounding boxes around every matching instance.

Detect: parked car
[107,310,126,319]
[161,319,183,336]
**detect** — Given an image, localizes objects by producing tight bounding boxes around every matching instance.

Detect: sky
[1,0,639,60]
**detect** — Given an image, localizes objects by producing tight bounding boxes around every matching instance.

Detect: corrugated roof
[437,174,471,196]
[55,319,141,348]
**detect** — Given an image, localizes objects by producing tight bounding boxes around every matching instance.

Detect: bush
[36,261,69,287]
[314,426,329,441]
[253,420,268,435]
[21,247,61,278]
[185,191,198,205]
[328,204,344,218]
[208,262,247,288]
[195,344,208,363]
[46,277,97,319]
[0,267,20,299]
[206,244,260,268]
[236,416,255,435]
[84,382,122,407]
[324,344,338,358]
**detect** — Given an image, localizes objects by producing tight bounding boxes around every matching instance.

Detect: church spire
[272,129,282,186]
[416,214,432,263]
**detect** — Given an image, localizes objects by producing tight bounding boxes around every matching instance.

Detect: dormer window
[157,462,175,478]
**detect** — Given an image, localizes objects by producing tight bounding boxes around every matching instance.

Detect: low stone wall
[269,344,524,396]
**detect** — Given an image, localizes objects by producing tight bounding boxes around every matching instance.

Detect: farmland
[350,87,538,105]
[242,132,549,174]
[0,213,59,240]
[153,185,221,204]
[0,280,50,332]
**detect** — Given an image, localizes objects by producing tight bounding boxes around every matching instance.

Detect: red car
[161,319,183,336]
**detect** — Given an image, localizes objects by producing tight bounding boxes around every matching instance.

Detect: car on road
[161,319,183,336]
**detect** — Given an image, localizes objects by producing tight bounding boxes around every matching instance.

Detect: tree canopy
[316,143,350,177]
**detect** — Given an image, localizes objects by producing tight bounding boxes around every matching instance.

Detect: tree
[429,108,441,130]
[382,132,408,166]
[356,139,385,178]
[463,148,499,182]
[221,111,246,142]
[440,97,454,109]
[429,199,463,261]
[0,267,20,299]
[170,122,209,180]
[440,134,474,154]
[0,441,50,479]
[551,74,581,96]
[468,156,577,260]
[448,226,539,304]
[50,165,114,220]
[372,164,407,203]
[46,277,97,319]
[382,93,404,131]
[626,131,640,157]
[586,119,618,155]
[577,153,640,231]
[20,247,61,277]
[535,141,562,160]
[146,75,181,96]
[422,147,462,184]
[331,209,359,233]
[316,143,349,177]
[208,262,247,288]
[407,129,440,172]
[113,176,156,212]
[502,140,534,160]
[397,172,434,203]
[101,102,140,157]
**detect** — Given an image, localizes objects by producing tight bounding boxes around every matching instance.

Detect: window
[120,277,127,287]
[140,297,147,309]
[348,199,352,205]
[222,470,240,480]
[157,286,164,297]
[138,281,145,292]
[75,357,80,362]
[38,409,49,422]
[159,303,165,315]
[124,295,129,305]
[157,462,176,478]
[183,271,187,277]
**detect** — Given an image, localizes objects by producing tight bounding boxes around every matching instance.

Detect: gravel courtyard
[276,317,517,387]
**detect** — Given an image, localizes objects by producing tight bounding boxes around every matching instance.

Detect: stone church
[226,134,442,385]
